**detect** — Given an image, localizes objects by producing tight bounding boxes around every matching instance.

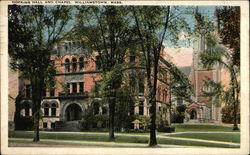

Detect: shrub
[171,105,186,123]
[222,104,240,124]
[14,116,34,130]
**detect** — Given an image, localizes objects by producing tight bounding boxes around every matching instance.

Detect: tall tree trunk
[169,86,172,126]
[148,50,159,146]
[31,78,43,142]
[231,72,239,131]
[109,99,116,141]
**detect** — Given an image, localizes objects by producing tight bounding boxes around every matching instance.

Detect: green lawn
[10,130,240,148]
[172,124,239,132]
[168,133,240,143]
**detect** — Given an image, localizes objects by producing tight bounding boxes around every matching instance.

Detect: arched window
[44,103,49,116]
[72,58,77,72]
[51,103,57,116]
[24,103,30,116]
[79,57,84,71]
[93,102,100,115]
[65,58,70,72]
[190,109,197,119]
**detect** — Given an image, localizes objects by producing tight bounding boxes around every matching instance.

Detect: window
[93,102,99,115]
[102,107,107,115]
[130,56,135,64]
[43,122,48,128]
[51,103,57,116]
[65,59,70,72]
[25,85,31,98]
[130,105,134,116]
[157,88,161,100]
[79,57,84,71]
[50,88,55,97]
[79,82,84,94]
[72,83,77,94]
[24,103,30,116]
[96,56,101,71]
[44,103,49,116]
[66,83,70,94]
[139,101,144,115]
[51,122,55,129]
[72,58,77,72]
[177,98,183,105]
[139,82,144,94]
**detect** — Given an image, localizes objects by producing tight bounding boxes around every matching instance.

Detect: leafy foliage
[8,6,72,141]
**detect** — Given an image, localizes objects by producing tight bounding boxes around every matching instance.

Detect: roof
[179,66,192,77]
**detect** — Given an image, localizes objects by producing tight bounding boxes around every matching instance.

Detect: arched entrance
[190,109,197,119]
[65,103,82,121]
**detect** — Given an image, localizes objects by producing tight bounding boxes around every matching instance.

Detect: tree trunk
[109,100,116,141]
[148,50,159,146]
[31,79,43,142]
[149,97,157,146]
[231,72,239,131]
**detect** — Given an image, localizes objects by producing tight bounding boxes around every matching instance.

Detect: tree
[73,6,135,141]
[200,33,240,130]
[194,6,240,130]
[8,6,72,142]
[216,7,240,68]
[132,6,191,146]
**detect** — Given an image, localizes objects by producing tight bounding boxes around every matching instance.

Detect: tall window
[50,88,55,97]
[139,82,144,94]
[25,85,31,98]
[130,56,135,64]
[51,103,57,116]
[79,82,84,94]
[130,105,134,116]
[102,107,107,115]
[96,56,101,71]
[66,83,70,94]
[72,83,77,94]
[65,59,70,72]
[72,58,77,72]
[24,103,30,116]
[158,88,162,100]
[139,101,144,115]
[44,103,49,116]
[79,57,84,71]
[93,102,100,115]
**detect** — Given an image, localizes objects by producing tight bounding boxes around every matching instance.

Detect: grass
[10,130,240,148]
[172,124,239,132]
[168,133,240,143]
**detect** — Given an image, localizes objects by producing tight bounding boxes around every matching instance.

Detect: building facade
[17,41,171,130]
[185,35,222,124]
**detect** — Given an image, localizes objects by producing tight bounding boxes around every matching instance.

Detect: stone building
[17,41,171,130]
[185,35,223,124]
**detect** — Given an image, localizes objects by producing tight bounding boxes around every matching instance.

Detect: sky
[163,6,217,68]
